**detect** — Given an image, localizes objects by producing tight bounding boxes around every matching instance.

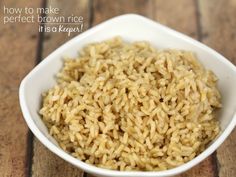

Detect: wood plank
[92,0,153,25]
[199,0,236,177]
[0,90,28,177]
[152,0,198,38]
[0,0,41,176]
[31,0,89,177]
[41,0,90,59]
[199,0,236,63]
[0,0,41,89]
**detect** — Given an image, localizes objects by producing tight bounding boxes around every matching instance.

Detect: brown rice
[39,37,221,171]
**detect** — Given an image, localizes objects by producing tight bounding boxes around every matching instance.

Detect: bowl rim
[19,13,236,176]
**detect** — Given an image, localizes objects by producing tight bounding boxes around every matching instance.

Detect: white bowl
[19,14,236,177]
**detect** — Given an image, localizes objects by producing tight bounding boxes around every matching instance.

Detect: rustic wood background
[1,0,236,176]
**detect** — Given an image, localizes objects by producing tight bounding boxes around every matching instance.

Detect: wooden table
[1,0,236,176]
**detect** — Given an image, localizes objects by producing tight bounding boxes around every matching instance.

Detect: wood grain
[31,0,90,177]
[92,0,153,25]
[199,0,236,176]
[41,0,90,59]
[0,0,41,177]
[151,0,198,38]
[0,0,41,89]
[0,90,28,177]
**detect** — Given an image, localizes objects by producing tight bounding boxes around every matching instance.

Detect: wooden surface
[0,0,41,177]
[199,1,236,177]
[0,0,236,177]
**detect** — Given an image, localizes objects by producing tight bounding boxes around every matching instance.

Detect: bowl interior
[20,14,236,176]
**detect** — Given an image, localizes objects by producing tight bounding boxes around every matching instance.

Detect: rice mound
[39,37,221,171]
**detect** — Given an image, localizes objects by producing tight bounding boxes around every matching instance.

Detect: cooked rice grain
[40,37,221,171]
